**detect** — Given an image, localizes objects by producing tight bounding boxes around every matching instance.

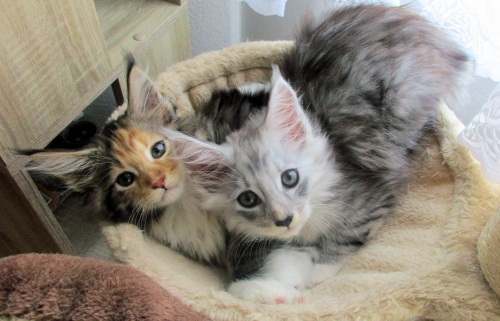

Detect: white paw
[310,263,342,286]
[228,279,304,305]
[263,248,314,291]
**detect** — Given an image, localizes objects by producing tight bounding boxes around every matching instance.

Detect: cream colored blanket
[102,42,500,320]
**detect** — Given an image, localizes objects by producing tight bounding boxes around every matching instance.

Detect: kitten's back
[281,4,471,171]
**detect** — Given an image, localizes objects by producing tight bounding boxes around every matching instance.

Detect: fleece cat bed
[0,254,208,321]
[101,41,500,320]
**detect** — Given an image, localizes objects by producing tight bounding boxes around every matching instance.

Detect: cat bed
[0,253,208,320]
[102,41,500,320]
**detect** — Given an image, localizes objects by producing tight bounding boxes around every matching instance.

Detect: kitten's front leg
[228,279,303,304]
[232,263,343,304]
[228,247,315,304]
[310,262,343,286]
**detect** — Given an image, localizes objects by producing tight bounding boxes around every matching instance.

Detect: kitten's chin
[259,223,304,240]
[155,184,183,206]
[278,226,302,239]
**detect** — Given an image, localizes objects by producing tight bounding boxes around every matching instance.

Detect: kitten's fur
[167,5,472,304]
[19,62,226,265]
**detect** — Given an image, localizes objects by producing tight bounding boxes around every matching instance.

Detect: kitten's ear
[267,65,311,148]
[128,64,162,115]
[162,129,233,193]
[18,148,102,193]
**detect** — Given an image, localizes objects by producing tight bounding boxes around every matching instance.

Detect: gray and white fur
[165,4,472,304]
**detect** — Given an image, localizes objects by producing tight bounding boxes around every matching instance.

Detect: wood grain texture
[12,169,74,255]
[136,10,192,79]
[95,0,189,71]
[164,0,187,5]
[0,0,112,167]
[0,165,74,257]
[114,5,192,108]
[2,1,190,175]
[0,0,191,259]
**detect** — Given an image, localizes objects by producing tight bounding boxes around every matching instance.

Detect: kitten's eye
[116,171,135,187]
[237,190,260,208]
[151,141,166,159]
[281,169,299,188]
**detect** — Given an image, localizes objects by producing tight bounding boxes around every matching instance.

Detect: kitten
[165,4,472,304]
[179,82,270,143]
[18,61,226,265]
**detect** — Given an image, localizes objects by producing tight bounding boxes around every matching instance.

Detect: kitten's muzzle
[275,215,293,227]
[152,175,166,189]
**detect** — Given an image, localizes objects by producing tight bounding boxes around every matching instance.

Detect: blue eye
[117,171,135,187]
[281,169,299,188]
[151,141,166,159]
[237,190,260,208]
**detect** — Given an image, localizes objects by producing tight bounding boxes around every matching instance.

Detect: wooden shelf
[0,0,191,258]
[95,0,188,70]
[4,0,191,176]
[0,1,111,170]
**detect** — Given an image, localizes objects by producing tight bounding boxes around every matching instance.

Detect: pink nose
[152,175,166,189]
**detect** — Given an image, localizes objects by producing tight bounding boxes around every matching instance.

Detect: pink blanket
[0,253,208,320]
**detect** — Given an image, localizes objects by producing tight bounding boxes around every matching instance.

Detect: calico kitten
[165,4,471,304]
[19,62,226,265]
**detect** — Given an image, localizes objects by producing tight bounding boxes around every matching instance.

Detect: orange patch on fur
[110,128,183,201]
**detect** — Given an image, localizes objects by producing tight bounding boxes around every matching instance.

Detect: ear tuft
[21,148,105,193]
[267,65,309,147]
[128,65,162,115]
[161,129,232,193]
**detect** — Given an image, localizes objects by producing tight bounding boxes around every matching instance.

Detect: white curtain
[334,0,400,5]
[337,0,500,184]
[458,84,500,183]
[237,0,400,17]
[420,0,500,82]
[419,0,500,184]
[236,0,288,17]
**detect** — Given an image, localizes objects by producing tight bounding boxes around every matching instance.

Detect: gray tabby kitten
[184,83,270,144]
[166,4,471,304]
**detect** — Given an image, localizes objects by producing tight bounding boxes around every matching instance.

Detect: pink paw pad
[275,297,285,304]
[297,297,304,303]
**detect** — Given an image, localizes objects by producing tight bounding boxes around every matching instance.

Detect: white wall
[188,0,241,56]
[189,0,420,50]
[188,0,323,54]
[240,0,319,42]
[239,0,421,42]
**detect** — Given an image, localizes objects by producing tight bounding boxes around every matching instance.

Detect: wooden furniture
[0,0,192,257]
